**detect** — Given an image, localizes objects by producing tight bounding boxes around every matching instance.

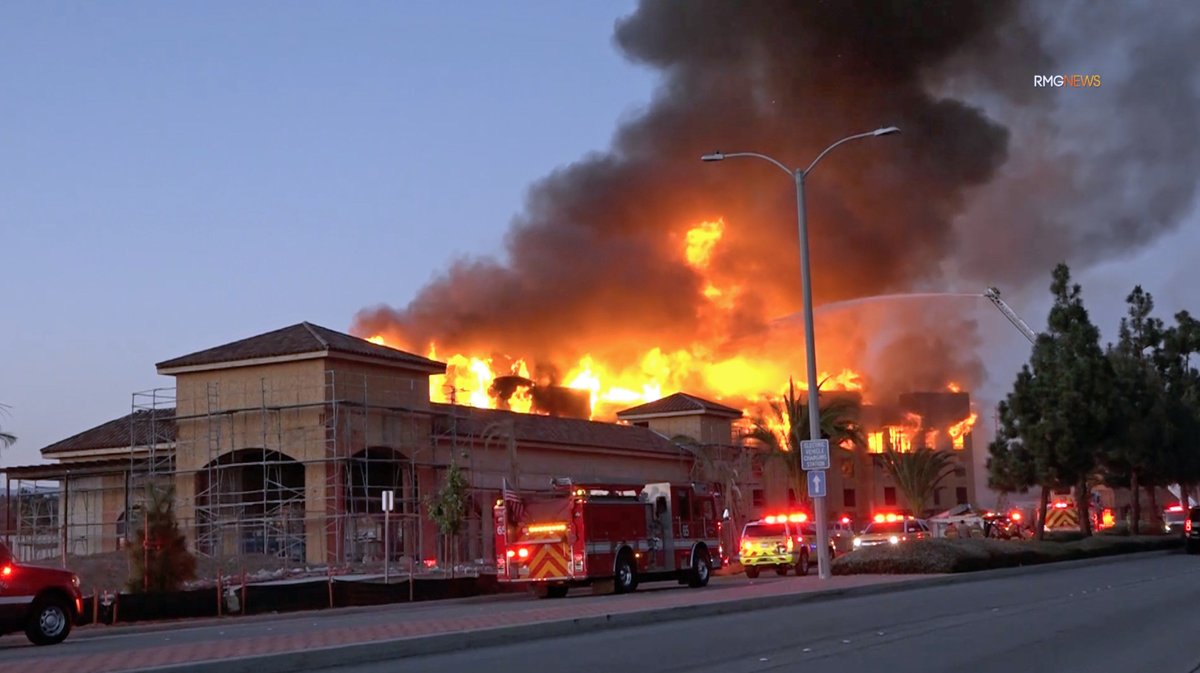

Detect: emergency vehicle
[0,541,83,645]
[494,480,722,598]
[1044,498,1101,532]
[738,513,834,578]
[1164,504,1188,535]
[852,514,931,548]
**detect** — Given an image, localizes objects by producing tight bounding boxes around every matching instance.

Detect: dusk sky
[1,2,652,465]
[3,1,1199,483]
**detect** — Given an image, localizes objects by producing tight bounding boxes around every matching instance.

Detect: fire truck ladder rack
[983,286,1038,344]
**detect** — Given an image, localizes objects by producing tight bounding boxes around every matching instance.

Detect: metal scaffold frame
[4,369,543,578]
[162,370,438,571]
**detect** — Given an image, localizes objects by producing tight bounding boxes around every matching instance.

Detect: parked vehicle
[0,541,83,645]
[738,513,835,578]
[1164,504,1188,535]
[494,480,722,597]
[925,504,986,538]
[828,517,857,553]
[852,516,931,549]
[983,512,1031,540]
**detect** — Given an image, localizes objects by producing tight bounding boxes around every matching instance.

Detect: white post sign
[382,490,395,583]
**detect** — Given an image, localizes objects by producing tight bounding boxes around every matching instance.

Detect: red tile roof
[39,404,694,461]
[616,393,743,419]
[41,408,176,456]
[431,404,693,458]
[156,322,445,373]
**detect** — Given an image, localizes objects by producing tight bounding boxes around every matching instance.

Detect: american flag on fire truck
[502,477,524,523]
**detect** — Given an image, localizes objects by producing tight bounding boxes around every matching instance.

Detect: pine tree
[1158,311,1200,510]
[1104,286,1169,533]
[127,484,197,593]
[997,264,1112,537]
[987,400,1037,498]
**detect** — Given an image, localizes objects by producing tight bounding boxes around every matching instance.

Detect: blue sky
[1,2,652,465]
[2,2,1198,484]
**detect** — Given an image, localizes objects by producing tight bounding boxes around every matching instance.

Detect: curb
[73,591,526,641]
[134,549,1176,673]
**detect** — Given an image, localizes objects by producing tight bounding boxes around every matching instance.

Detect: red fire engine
[494,480,723,598]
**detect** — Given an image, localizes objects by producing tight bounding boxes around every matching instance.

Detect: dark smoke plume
[945,1,1200,283]
[354,1,1200,406]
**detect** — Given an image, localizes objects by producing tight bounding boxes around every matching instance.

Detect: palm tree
[673,435,751,528]
[881,447,961,517]
[0,404,16,451]
[747,378,866,505]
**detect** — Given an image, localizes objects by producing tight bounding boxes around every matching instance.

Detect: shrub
[832,535,1180,575]
[127,484,197,593]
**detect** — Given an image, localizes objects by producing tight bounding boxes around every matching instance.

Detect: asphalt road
[315,554,1200,673]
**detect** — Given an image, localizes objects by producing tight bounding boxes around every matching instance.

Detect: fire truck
[1044,496,1105,532]
[494,480,723,598]
[0,541,83,645]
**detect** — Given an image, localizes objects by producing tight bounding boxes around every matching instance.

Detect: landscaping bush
[832,535,1180,575]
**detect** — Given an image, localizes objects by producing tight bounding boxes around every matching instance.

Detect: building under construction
[1,323,699,571]
[1,322,981,575]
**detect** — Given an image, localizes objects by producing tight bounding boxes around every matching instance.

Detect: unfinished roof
[41,408,176,457]
[615,392,743,420]
[432,404,693,458]
[156,322,445,374]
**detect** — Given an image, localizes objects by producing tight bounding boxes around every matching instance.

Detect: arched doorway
[195,448,305,561]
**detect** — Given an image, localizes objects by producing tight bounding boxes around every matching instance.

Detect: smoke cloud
[354,1,1200,409]
[948,1,1200,282]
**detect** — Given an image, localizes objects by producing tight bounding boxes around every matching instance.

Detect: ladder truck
[983,287,1037,344]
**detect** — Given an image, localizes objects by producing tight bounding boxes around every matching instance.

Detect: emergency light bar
[764,513,809,524]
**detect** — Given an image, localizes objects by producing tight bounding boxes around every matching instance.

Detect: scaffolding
[162,370,438,569]
[2,366,702,578]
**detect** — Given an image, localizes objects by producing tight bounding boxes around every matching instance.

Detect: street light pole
[702,126,899,580]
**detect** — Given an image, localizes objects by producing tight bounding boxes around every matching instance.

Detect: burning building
[5,320,976,570]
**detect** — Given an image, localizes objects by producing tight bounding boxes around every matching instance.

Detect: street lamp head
[700,152,726,162]
[872,126,901,137]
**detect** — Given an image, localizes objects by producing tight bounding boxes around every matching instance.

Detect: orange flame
[948,412,978,450]
[362,218,959,424]
[684,219,724,269]
[868,412,925,454]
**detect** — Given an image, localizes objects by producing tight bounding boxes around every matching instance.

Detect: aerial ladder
[983,287,1037,344]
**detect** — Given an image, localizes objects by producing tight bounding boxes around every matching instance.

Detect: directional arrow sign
[800,439,830,471]
[808,470,827,498]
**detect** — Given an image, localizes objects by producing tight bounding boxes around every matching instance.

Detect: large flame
[948,412,979,450]
[364,217,967,430]
[368,331,868,421]
[684,219,724,269]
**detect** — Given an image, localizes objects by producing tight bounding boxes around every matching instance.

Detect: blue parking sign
[808,470,827,498]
